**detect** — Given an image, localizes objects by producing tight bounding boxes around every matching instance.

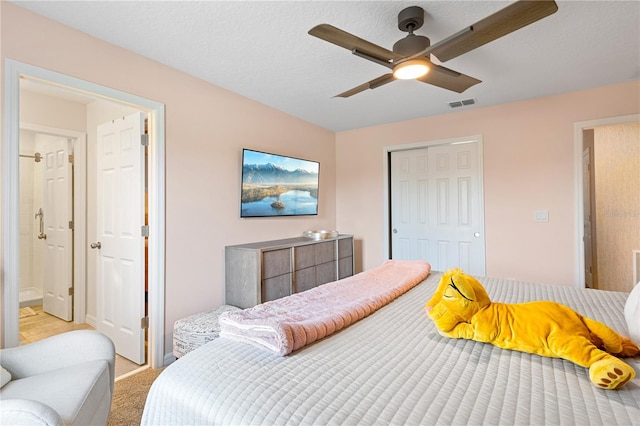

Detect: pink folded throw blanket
[219,259,431,355]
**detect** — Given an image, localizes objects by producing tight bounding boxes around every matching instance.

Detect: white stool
[173,305,241,358]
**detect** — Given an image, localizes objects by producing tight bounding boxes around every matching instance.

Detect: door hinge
[68,287,74,296]
[141,134,149,146]
[141,225,149,237]
[68,154,74,164]
[68,220,74,230]
[141,316,149,329]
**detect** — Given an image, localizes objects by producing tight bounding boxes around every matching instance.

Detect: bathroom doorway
[18,84,148,372]
[3,60,166,370]
[18,121,144,377]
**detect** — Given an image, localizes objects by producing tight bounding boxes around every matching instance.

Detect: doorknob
[90,242,102,249]
[392,228,398,234]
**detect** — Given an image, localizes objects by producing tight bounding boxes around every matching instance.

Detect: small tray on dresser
[302,230,339,240]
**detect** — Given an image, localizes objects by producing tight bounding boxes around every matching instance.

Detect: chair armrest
[0,399,64,426]
[0,330,115,385]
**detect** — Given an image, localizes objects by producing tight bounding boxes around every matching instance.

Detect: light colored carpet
[18,307,37,319]
[108,367,164,426]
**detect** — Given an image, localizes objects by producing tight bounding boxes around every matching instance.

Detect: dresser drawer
[262,249,291,279]
[262,274,291,302]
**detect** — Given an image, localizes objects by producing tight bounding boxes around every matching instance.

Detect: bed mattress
[142,272,640,425]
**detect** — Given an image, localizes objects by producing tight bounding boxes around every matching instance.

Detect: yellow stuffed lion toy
[425,268,639,390]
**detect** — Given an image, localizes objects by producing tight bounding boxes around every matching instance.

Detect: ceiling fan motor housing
[397,6,425,32]
[394,6,430,57]
[393,34,430,57]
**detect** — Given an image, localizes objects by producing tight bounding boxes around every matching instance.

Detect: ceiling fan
[308,0,558,98]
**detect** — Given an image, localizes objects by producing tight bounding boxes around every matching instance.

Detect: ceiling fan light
[393,59,430,80]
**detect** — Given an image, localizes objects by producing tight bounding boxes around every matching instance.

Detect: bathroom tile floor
[18,305,143,378]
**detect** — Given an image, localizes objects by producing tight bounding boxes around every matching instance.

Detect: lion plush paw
[589,358,635,390]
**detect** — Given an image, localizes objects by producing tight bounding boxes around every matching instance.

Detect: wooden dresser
[225,235,354,308]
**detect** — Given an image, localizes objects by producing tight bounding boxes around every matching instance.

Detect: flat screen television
[241,148,319,218]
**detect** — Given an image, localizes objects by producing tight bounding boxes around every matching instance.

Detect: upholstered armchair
[0,330,115,426]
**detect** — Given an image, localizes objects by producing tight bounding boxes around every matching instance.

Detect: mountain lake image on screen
[240,149,320,217]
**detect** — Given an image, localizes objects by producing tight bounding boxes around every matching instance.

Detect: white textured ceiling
[13,1,640,132]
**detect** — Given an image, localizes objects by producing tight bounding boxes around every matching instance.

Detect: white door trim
[20,123,87,324]
[383,135,486,274]
[2,59,167,368]
[573,113,640,288]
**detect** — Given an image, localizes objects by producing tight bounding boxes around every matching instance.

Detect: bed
[142,270,640,425]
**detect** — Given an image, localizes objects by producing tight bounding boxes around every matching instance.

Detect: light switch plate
[534,210,549,222]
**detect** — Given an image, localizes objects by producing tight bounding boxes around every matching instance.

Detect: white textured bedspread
[142,273,640,425]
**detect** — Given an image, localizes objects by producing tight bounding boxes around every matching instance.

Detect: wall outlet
[534,210,549,222]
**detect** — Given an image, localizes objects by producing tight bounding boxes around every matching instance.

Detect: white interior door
[391,148,430,261]
[390,141,486,275]
[42,137,73,321]
[95,112,146,364]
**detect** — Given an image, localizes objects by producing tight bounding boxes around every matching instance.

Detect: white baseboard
[85,314,97,328]
[163,352,177,367]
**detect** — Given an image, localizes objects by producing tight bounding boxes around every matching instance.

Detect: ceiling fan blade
[309,24,403,64]
[430,0,558,62]
[334,74,395,98]
[417,63,481,93]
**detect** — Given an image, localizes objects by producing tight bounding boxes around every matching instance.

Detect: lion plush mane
[425,268,639,390]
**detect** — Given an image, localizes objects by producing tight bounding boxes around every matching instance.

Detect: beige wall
[336,82,640,286]
[594,123,640,292]
[1,3,336,355]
